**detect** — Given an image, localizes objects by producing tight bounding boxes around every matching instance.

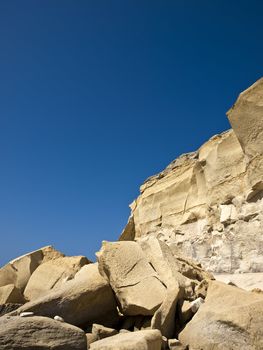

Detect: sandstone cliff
[120,78,263,274]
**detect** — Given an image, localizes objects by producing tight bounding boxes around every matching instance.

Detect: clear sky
[0,1,262,265]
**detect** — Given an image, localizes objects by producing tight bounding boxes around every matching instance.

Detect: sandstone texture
[0,284,25,304]
[1,79,263,350]
[0,315,87,350]
[179,281,263,349]
[0,246,63,291]
[24,255,90,300]
[97,241,166,315]
[89,330,162,350]
[11,263,119,328]
[121,78,263,276]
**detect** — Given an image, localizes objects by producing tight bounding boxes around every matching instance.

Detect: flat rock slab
[0,315,87,350]
[90,330,162,350]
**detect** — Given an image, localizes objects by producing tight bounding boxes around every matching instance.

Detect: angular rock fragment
[10,263,119,328]
[179,281,263,349]
[24,255,90,300]
[0,284,25,304]
[97,241,166,315]
[151,284,180,339]
[90,329,162,350]
[0,315,87,350]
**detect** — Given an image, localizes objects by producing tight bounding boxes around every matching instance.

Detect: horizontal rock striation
[121,78,263,274]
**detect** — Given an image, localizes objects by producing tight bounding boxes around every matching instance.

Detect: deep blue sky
[0,1,262,265]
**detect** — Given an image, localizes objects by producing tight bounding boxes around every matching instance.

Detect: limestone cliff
[120,78,263,274]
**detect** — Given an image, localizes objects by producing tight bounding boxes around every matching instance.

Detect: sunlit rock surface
[121,78,263,274]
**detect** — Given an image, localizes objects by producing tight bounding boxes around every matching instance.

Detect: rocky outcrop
[120,78,263,274]
[179,281,263,349]
[0,316,87,350]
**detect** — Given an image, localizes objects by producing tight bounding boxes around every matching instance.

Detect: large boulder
[0,246,63,291]
[90,330,162,350]
[24,255,90,300]
[97,241,166,316]
[0,315,87,350]
[227,77,263,158]
[10,263,119,328]
[0,284,25,304]
[179,281,263,349]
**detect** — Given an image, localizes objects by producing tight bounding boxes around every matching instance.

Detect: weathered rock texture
[89,330,162,350]
[0,246,63,291]
[24,255,90,301]
[179,281,263,349]
[0,316,87,350]
[121,78,263,274]
[11,263,119,328]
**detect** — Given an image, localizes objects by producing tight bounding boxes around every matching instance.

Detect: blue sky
[0,1,262,265]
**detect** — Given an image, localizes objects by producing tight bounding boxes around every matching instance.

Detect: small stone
[54,315,64,322]
[20,311,34,317]
[190,297,204,313]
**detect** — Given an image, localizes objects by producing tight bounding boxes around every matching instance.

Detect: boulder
[179,281,263,349]
[151,285,180,339]
[97,241,166,315]
[227,77,263,158]
[0,315,87,350]
[90,330,162,350]
[0,246,63,291]
[10,263,119,328]
[0,284,25,304]
[24,255,90,300]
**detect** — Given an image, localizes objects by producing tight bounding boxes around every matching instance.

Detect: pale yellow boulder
[179,281,263,349]
[10,263,119,328]
[90,330,162,350]
[24,256,90,300]
[97,241,166,316]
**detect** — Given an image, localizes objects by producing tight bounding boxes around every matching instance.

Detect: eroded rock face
[227,77,263,158]
[179,281,263,350]
[0,316,87,350]
[121,78,263,273]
